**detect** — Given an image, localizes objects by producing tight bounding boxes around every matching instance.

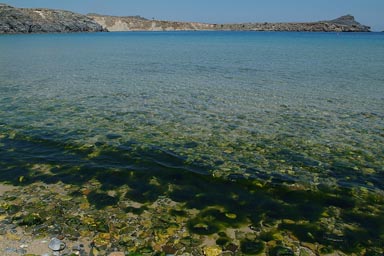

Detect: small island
[0,3,371,34]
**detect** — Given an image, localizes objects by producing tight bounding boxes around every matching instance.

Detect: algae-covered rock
[225,212,237,219]
[203,246,222,256]
[20,213,43,226]
[93,232,111,247]
[240,239,265,255]
[269,246,295,256]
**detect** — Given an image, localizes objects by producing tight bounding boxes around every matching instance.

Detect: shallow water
[1,31,384,253]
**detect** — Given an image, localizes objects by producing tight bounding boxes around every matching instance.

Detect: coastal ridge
[0,3,371,34]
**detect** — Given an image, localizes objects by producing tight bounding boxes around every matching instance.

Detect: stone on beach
[48,237,65,251]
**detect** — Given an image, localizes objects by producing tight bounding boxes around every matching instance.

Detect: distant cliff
[0,3,105,33]
[89,14,370,32]
[0,3,371,34]
[87,14,215,31]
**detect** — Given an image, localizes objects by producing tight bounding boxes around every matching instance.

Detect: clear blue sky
[3,0,383,31]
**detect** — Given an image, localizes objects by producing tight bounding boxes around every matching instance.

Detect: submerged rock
[269,246,295,256]
[240,239,265,254]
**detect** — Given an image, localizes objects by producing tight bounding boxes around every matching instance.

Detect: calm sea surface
[1,32,384,252]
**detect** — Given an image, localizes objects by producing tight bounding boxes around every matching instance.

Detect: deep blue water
[1,32,384,250]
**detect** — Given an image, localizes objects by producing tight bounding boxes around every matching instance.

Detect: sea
[0,31,383,253]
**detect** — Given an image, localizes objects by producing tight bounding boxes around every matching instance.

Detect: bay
[0,31,383,253]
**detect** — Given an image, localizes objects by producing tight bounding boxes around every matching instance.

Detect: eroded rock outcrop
[0,3,105,33]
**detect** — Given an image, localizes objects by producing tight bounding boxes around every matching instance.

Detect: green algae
[5,204,21,214]
[240,239,265,255]
[319,246,334,254]
[365,250,384,256]
[0,127,384,253]
[216,237,230,246]
[269,246,294,256]
[125,206,146,215]
[87,191,119,209]
[20,213,43,226]
[279,222,324,243]
[259,231,275,242]
[169,209,187,217]
[187,219,220,235]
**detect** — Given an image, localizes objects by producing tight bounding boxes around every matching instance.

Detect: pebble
[299,246,316,256]
[90,247,100,256]
[203,246,222,256]
[108,252,125,256]
[3,248,26,255]
[48,237,66,251]
[5,247,17,253]
[72,244,85,251]
[16,248,27,254]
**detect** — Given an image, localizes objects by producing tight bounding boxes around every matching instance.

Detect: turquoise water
[1,32,384,252]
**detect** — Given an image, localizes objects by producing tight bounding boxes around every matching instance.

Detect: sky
[2,0,383,31]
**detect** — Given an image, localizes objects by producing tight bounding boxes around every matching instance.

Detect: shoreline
[0,30,379,37]
[1,180,382,255]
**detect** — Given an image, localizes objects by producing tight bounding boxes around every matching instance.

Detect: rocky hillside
[0,3,370,34]
[216,15,370,32]
[90,13,370,32]
[0,3,105,33]
[88,14,215,31]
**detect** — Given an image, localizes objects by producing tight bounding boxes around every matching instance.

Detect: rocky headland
[0,3,372,33]
[0,3,105,33]
[215,15,371,32]
[90,14,371,32]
